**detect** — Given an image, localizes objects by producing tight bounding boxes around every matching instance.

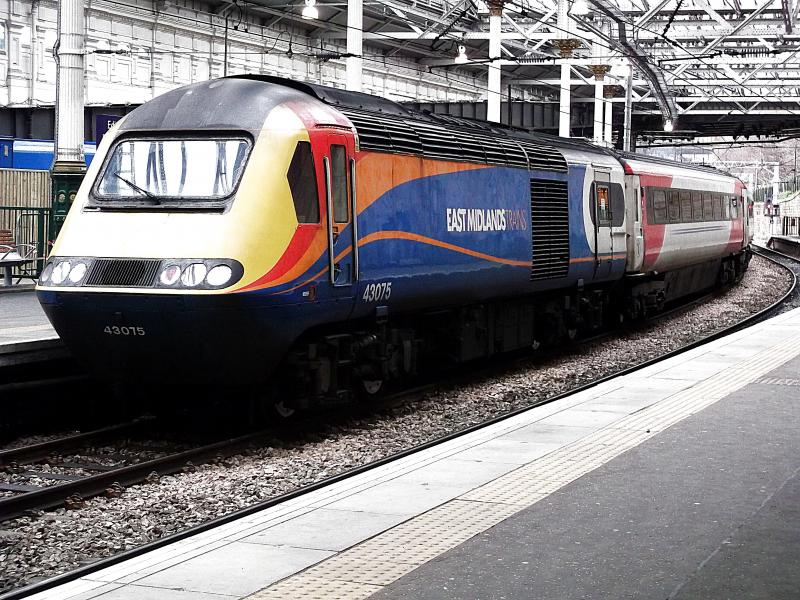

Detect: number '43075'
[362,282,392,302]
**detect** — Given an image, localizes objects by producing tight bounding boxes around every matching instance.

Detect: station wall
[0,0,526,138]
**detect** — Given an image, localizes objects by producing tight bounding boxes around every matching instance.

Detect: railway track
[752,244,800,310]
[0,422,279,523]
[2,250,794,526]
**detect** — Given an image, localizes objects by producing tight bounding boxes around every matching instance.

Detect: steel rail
[0,419,147,467]
[0,429,275,523]
[0,250,794,600]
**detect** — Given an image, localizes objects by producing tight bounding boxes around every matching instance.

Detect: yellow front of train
[35,77,334,384]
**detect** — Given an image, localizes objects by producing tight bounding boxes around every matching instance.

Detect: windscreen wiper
[114,173,161,205]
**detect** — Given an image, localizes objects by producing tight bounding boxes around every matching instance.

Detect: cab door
[593,170,614,279]
[320,131,359,301]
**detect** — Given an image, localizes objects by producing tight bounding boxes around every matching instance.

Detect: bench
[0,229,35,286]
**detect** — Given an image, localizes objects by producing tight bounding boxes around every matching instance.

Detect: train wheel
[361,379,383,395]
[272,399,296,419]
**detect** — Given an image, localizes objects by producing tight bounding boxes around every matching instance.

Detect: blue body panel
[250,163,622,319]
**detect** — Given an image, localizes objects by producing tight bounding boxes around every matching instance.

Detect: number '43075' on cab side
[362,282,392,303]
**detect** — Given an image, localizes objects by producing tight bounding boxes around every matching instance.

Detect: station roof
[207,1,800,144]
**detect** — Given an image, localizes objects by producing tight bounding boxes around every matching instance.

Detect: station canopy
[210,1,800,142]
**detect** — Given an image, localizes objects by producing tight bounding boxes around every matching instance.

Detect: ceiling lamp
[663,119,674,133]
[455,45,469,64]
[301,0,318,20]
[571,0,591,15]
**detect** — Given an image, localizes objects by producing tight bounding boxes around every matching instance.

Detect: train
[35,75,753,411]
[0,138,96,170]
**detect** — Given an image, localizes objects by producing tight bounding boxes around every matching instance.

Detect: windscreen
[95,138,250,201]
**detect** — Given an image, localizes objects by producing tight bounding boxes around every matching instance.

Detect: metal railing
[0,206,51,280]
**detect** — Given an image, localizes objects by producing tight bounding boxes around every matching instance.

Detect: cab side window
[596,184,611,224]
[330,145,349,223]
[287,142,320,223]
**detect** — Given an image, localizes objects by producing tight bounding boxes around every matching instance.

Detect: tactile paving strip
[247,335,800,600]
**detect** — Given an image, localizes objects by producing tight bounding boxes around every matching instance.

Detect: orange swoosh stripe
[570,253,627,263]
[357,231,531,267]
[261,237,626,297]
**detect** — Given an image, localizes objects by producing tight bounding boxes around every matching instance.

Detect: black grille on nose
[85,259,162,287]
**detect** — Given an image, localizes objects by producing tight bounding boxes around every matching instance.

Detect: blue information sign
[95,114,121,144]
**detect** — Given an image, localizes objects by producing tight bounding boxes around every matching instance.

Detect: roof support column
[53,0,84,168]
[593,83,603,143]
[554,0,578,137]
[487,1,503,123]
[604,86,614,146]
[623,65,634,151]
[590,20,610,145]
[346,0,362,92]
[51,0,86,239]
[559,63,571,137]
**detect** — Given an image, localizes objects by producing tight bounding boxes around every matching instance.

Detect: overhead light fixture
[609,63,629,79]
[455,44,469,64]
[663,119,674,133]
[570,0,591,15]
[301,0,318,20]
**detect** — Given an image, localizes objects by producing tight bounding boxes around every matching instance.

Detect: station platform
[0,289,60,361]
[17,307,800,600]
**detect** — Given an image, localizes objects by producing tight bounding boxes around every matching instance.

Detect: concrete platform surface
[0,289,57,348]
[15,306,800,600]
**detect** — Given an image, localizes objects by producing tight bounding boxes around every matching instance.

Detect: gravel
[0,255,792,593]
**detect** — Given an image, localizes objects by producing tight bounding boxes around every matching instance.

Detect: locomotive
[35,75,752,408]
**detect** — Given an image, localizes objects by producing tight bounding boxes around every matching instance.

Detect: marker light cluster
[39,257,242,290]
[39,259,91,286]
[157,262,235,289]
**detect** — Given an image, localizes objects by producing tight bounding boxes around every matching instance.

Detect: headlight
[205,264,233,287]
[51,261,71,285]
[180,263,207,287]
[40,263,53,283]
[159,264,182,286]
[68,262,88,284]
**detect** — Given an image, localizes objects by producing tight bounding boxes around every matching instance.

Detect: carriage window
[723,195,731,220]
[668,191,680,223]
[330,145,349,223]
[652,189,667,223]
[680,191,692,222]
[703,193,713,220]
[287,142,319,223]
[596,184,611,224]
[713,195,723,220]
[731,197,739,219]
[692,192,703,221]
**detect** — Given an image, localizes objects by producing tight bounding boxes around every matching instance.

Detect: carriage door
[321,131,358,297]
[593,170,613,278]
